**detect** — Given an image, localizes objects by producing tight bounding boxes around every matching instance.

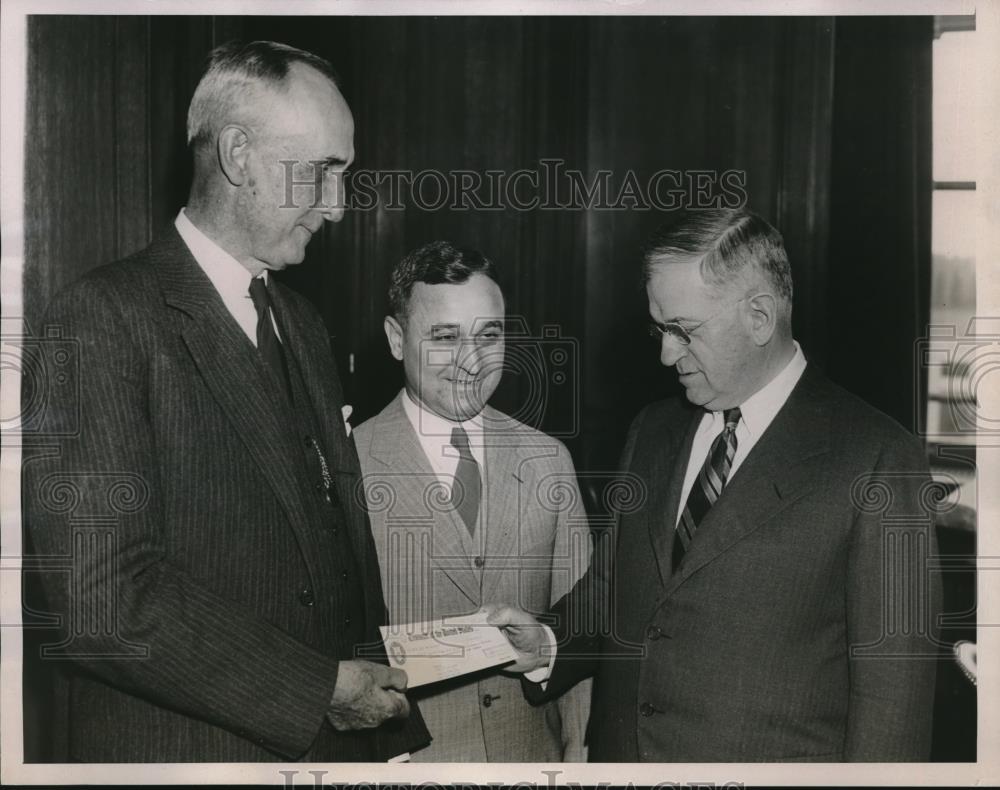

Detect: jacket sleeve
[548,441,594,761]
[842,430,942,761]
[522,407,646,705]
[23,281,339,759]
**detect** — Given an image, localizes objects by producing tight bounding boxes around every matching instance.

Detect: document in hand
[379,613,520,689]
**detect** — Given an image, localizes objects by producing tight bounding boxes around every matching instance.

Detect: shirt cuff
[388,752,410,763]
[522,624,557,686]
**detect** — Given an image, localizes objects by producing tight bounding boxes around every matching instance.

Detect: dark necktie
[248,276,291,400]
[450,426,481,536]
[672,407,742,571]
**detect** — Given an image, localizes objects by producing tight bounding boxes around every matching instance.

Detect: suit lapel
[664,367,832,596]
[266,282,387,619]
[152,232,319,579]
[269,285,354,473]
[647,409,702,586]
[479,408,537,602]
[366,395,481,607]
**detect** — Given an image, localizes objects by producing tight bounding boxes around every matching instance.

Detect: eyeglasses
[647,320,698,346]
[647,295,756,346]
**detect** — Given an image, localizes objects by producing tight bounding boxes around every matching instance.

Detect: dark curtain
[21,15,942,763]
[826,17,933,437]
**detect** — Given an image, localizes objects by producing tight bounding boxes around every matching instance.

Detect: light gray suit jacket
[353,392,591,761]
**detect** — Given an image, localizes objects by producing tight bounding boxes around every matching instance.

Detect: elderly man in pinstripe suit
[24,40,427,762]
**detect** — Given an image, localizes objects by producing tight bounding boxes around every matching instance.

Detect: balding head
[183,41,354,275]
[187,40,342,154]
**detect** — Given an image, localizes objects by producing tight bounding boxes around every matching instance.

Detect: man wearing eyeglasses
[488,208,941,762]
[352,241,591,761]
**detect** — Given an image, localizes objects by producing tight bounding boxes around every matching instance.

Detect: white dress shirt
[400,387,486,493]
[174,209,278,344]
[675,341,807,525]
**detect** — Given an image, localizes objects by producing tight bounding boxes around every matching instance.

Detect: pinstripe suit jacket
[353,393,592,761]
[527,364,941,761]
[23,228,428,762]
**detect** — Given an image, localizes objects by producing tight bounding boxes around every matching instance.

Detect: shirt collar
[175,208,266,293]
[735,341,807,439]
[400,388,484,445]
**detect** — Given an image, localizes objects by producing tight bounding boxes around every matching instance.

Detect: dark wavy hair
[388,241,501,323]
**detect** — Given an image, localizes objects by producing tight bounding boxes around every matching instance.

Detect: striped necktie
[450,426,481,536]
[672,407,742,572]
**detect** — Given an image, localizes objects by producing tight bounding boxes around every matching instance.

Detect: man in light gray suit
[353,241,591,761]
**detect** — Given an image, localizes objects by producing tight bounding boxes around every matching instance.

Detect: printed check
[379,613,520,688]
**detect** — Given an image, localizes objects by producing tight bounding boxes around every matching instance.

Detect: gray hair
[642,208,793,305]
[186,40,340,151]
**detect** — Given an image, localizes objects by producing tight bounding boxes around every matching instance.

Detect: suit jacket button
[482,693,499,707]
[474,556,485,569]
[639,702,656,717]
[299,588,315,606]
[646,624,663,641]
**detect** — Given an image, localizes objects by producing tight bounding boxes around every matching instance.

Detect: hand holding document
[379,613,520,689]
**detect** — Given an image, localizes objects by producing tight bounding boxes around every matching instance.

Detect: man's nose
[456,344,485,375]
[659,335,686,367]
[457,341,500,376]
[320,204,344,223]
[319,173,345,222]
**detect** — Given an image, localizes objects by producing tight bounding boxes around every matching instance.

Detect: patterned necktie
[672,407,742,571]
[450,426,481,536]
[248,276,291,400]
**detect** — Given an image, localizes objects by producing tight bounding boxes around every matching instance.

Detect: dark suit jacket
[23,228,429,762]
[528,363,941,762]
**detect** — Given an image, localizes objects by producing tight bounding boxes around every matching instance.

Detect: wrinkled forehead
[647,257,713,305]
[646,254,749,314]
[406,278,506,329]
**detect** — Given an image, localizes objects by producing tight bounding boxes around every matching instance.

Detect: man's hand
[327,660,410,730]
[483,604,551,674]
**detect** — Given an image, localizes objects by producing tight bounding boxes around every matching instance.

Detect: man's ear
[217,125,251,187]
[746,292,778,346]
[384,315,404,361]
